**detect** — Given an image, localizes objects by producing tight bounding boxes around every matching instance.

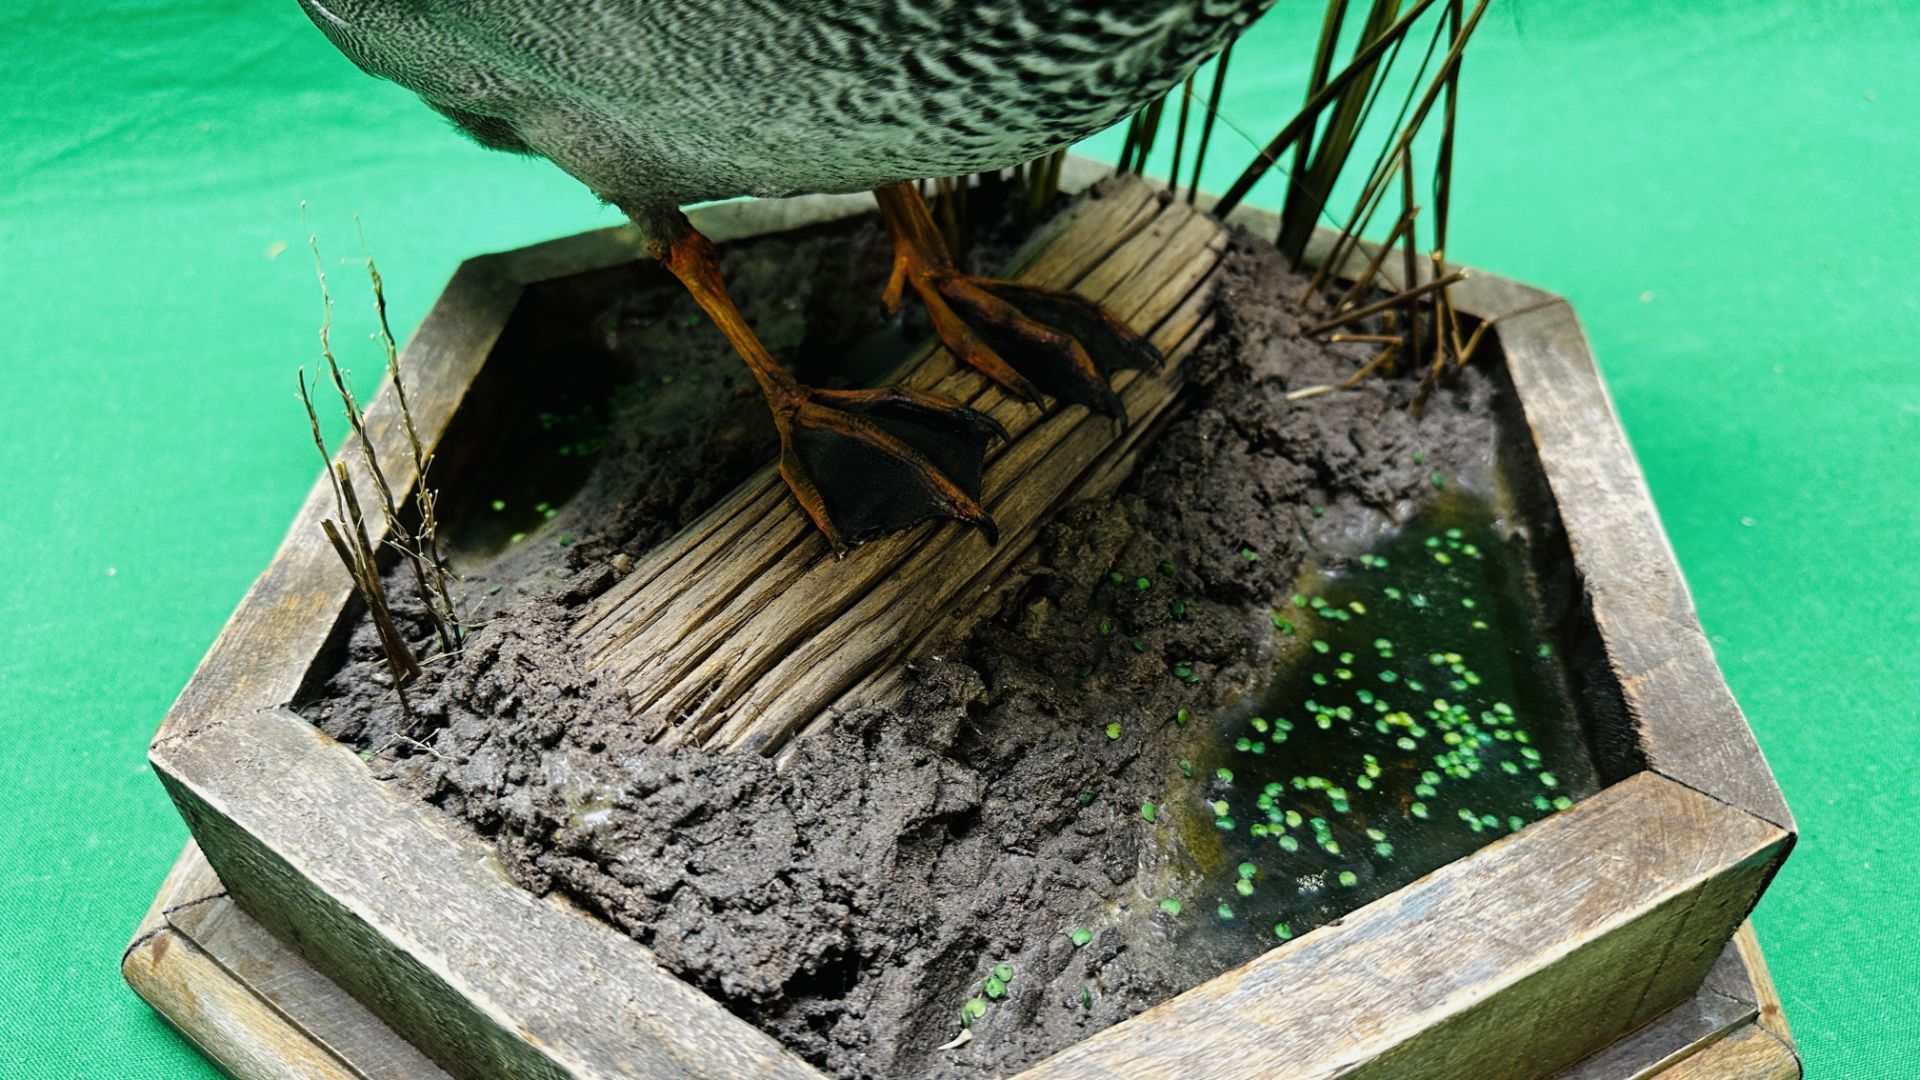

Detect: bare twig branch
[359,225,461,648]
[301,371,420,710]
[1305,270,1467,336]
[1327,204,1418,312]
[1342,344,1400,388]
[1167,72,1195,201]
[309,230,455,655]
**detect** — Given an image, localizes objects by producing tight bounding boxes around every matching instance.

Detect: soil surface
[301,194,1578,1078]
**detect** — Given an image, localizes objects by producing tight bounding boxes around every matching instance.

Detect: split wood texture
[1019,772,1784,1080]
[136,160,1796,1080]
[125,837,1797,1080]
[572,177,1226,756]
[123,842,452,1080]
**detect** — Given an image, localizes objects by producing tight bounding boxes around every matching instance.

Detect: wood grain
[124,917,367,1080]
[1722,922,1795,1047]
[1480,280,1793,833]
[1555,988,1752,1080]
[125,843,1798,1080]
[124,841,454,1080]
[1268,228,1795,834]
[1655,1025,1800,1080]
[572,177,1228,756]
[137,158,1796,1080]
[1014,772,1787,1080]
[162,707,826,1080]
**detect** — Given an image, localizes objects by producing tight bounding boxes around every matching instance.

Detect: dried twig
[295,215,478,717]
[1023,149,1064,226]
[1457,295,1567,367]
[1399,148,1422,369]
[1167,72,1195,201]
[301,375,420,710]
[360,225,461,648]
[1342,344,1400,388]
[1305,270,1467,336]
[1307,0,1490,280]
[1325,204,1418,312]
[309,229,458,655]
[1299,11,1452,304]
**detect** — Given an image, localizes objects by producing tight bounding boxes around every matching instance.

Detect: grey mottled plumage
[297,0,1274,549]
[297,0,1270,220]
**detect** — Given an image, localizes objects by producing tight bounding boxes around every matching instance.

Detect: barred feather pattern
[297,0,1271,220]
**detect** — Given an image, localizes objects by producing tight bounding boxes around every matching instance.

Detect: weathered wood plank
[160,707,825,1080]
[1655,1025,1800,1080]
[1558,922,1795,1080]
[124,841,455,1080]
[124,917,367,1080]
[795,288,1225,748]
[126,841,1795,1080]
[1278,228,1794,834]
[718,217,1227,754]
[1708,922,1794,1047]
[153,186,952,754]
[137,158,1795,1080]
[1445,267,1792,831]
[1554,990,1753,1080]
[569,180,1158,660]
[572,177,1228,755]
[169,892,455,1078]
[1014,772,1787,1080]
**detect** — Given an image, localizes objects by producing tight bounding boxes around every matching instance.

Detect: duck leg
[872,182,1161,423]
[646,209,1004,554]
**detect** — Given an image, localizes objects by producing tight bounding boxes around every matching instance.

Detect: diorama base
[125,840,1797,1080]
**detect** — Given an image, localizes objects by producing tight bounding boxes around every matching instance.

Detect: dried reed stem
[360,228,461,648]
[301,374,419,710]
[1304,270,1467,336]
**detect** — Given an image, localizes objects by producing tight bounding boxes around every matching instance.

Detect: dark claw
[785,388,1002,550]
[875,182,1153,431]
[932,284,1118,422]
[962,310,1128,421]
[977,280,1164,376]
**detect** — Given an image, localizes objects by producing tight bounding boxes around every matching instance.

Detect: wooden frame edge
[158,705,824,1080]
[124,840,1798,1080]
[1015,772,1786,1079]
[124,840,449,1080]
[135,158,1796,1080]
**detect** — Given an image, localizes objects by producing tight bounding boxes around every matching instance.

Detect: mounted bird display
[295,0,1273,551]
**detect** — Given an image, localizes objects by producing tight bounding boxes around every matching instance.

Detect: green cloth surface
[2,2,1912,1075]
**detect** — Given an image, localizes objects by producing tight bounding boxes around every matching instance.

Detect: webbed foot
[873,182,1161,423]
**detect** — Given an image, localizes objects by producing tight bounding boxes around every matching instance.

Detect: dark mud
[301,199,1585,1078]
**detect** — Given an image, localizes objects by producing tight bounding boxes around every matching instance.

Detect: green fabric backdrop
[2,1,1912,1075]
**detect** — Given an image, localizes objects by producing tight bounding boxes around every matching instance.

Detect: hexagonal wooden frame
[128,168,1795,1080]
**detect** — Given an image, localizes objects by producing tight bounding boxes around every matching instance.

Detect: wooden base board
[126,841,1797,1080]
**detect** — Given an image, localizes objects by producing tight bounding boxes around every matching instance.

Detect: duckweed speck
[1141,494,1598,963]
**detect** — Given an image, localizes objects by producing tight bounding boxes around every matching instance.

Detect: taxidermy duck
[297,0,1271,551]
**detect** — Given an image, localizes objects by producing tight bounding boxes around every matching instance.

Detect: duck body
[297,0,1269,213]
[297,0,1272,550]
